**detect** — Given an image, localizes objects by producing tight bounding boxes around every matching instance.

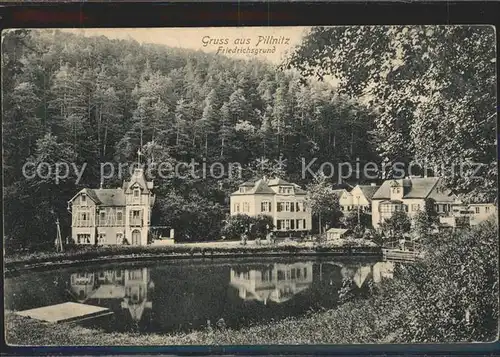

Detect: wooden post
[55,218,64,252]
[357,196,360,225]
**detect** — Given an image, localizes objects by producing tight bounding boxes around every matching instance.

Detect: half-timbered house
[68,168,155,245]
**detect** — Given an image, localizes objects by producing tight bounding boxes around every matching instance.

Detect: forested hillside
[3,29,378,249]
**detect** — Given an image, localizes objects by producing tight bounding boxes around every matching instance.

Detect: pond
[4,257,395,334]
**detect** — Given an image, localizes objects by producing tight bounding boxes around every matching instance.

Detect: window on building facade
[261,201,271,212]
[239,187,245,193]
[277,219,289,230]
[285,202,291,212]
[131,210,141,225]
[81,194,86,203]
[243,202,249,212]
[117,211,123,222]
[129,270,143,280]
[133,188,140,198]
[485,206,490,213]
[380,203,403,213]
[77,234,91,244]
[100,211,106,223]
[475,207,480,214]
[279,186,292,194]
[98,233,105,244]
[411,204,420,212]
[297,219,302,230]
[234,203,240,213]
[290,220,295,230]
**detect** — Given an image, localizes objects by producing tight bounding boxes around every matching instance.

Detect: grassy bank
[5,293,396,346]
[4,241,381,273]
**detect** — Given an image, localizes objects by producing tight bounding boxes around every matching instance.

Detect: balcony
[130,219,143,227]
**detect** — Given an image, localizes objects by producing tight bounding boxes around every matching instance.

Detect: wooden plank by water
[15,302,112,323]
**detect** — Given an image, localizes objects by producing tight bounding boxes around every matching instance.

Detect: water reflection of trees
[68,267,154,325]
[230,261,394,304]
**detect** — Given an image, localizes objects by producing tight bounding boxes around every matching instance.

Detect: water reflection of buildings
[69,267,154,323]
[230,262,313,304]
[340,261,394,287]
[230,261,394,304]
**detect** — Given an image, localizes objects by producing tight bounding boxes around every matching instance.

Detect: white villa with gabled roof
[371,176,460,229]
[230,176,312,232]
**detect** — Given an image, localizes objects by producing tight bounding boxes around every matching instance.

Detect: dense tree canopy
[3,29,378,249]
[286,25,497,202]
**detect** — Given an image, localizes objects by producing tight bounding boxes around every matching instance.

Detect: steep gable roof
[356,185,380,201]
[231,178,275,195]
[68,188,102,204]
[231,177,307,196]
[373,177,440,200]
[332,189,351,200]
[124,168,153,193]
[253,179,275,194]
[93,188,126,206]
[267,178,292,186]
[404,177,440,198]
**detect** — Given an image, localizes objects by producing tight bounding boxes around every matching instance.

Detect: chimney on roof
[263,175,267,182]
[100,177,103,189]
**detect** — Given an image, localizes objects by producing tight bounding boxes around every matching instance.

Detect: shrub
[387,217,499,342]
[221,214,274,240]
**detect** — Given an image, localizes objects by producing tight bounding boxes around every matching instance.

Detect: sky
[61,27,310,65]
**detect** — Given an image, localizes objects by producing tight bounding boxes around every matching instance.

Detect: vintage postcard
[2,26,498,346]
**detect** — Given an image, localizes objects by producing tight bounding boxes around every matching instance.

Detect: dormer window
[133,188,140,198]
[239,187,245,193]
[279,186,293,194]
